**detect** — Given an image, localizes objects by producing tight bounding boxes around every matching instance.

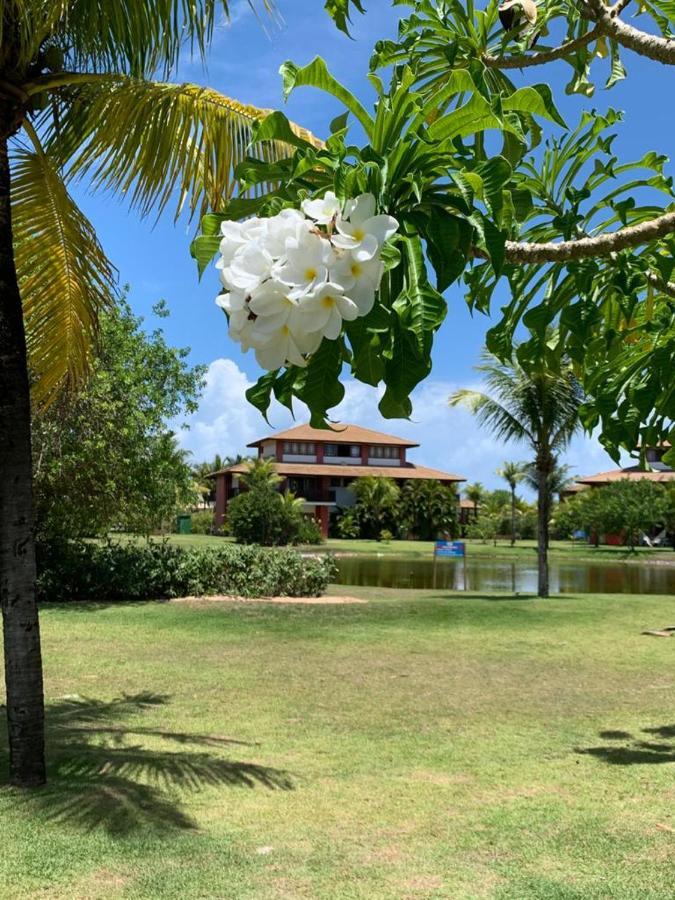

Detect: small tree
[451,353,582,597]
[350,476,400,540]
[399,480,458,540]
[496,462,525,546]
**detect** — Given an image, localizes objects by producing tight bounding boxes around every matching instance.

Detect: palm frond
[47,78,322,221]
[12,145,117,406]
[8,1,275,78]
[450,387,533,445]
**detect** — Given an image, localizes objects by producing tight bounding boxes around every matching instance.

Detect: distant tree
[350,476,401,540]
[399,480,458,540]
[497,462,525,546]
[464,482,486,512]
[451,352,582,597]
[556,481,670,550]
[239,457,282,492]
[33,300,204,538]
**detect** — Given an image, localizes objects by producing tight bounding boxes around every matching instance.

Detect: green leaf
[425,210,472,292]
[250,111,315,149]
[294,339,345,425]
[397,235,448,351]
[280,57,374,137]
[245,372,277,422]
[190,233,220,278]
[428,94,502,142]
[502,85,567,129]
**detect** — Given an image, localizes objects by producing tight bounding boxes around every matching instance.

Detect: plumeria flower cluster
[215,192,398,370]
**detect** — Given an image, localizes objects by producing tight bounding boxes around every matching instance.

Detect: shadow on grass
[0,693,293,834]
[577,724,675,765]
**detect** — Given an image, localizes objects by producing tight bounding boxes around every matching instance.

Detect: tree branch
[586,0,675,65]
[503,210,675,263]
[646,270,675,299]
[483,26,604,69]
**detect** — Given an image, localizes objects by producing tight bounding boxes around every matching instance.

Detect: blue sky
[72,1,672,489]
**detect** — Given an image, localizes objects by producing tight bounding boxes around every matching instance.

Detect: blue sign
[434,540,465,558]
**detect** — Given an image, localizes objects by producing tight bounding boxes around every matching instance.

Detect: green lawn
[137,532,674,564]
[2,588,674,898]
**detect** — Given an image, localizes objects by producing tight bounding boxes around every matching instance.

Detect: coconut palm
[464,482,485,511]
[239,457,282,492]
[497,461,525,546]
[0,0,319,787]
[450,352,582,598]
[352,476,400,539]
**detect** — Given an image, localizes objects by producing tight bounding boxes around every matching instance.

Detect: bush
[36,539,337,602]
[296,515,323,544]
[227,486,304,545]
[188,510,221,535]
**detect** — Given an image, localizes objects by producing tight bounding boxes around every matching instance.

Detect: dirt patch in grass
[172,594,368,605]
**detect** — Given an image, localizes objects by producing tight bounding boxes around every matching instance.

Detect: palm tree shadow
[576,724,675,766]
[0,692,293,835]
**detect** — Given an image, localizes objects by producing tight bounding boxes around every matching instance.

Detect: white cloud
[178,357,627,492]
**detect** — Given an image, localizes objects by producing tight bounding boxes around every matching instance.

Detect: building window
[370,445,399,459]
[283,441,315,455]
[324,443,361,458]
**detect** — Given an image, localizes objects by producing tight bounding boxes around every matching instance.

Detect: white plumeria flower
[329,252,383,315]
[220,241,274,293]
[301,190,341,225]
[273,230,335,295]
[217,218,268,267]
[260,208,311,258]
[248,280,300,334]
[299,281,359,340]
[253,324,318,370]
[332,193,398,262]
[216,291,255,349]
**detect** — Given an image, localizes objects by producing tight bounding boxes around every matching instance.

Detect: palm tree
[239,457,282,492]
[352,476,400,539]
[464,482,485,517]
[0,1,318,787]
[497,462,525,546]
[450,352,582,598]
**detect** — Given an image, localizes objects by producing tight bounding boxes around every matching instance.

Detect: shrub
[36,539,337,602]
[379,529,393,542]
[227,485,304,545]
[296,515,323,544]
[189,510,220,535]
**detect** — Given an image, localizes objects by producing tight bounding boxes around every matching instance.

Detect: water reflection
[334,555,675,595]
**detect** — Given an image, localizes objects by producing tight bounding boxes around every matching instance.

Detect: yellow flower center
[281,325,290,336]
[322,295,336,309]
[304,267,317,281]
[350,262,362,277]
[353,227,365,241]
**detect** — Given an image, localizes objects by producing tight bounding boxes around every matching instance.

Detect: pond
[334,555,675,595]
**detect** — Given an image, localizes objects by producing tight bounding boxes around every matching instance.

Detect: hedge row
[37,540,337,602]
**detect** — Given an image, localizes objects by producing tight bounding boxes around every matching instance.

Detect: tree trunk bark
[536,465,550,598]
[510,487,516,546]
[0,134,46,786]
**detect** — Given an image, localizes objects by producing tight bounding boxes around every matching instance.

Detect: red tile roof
[214,461,464,482]
[575,466,675,485]
[247,422,419,448]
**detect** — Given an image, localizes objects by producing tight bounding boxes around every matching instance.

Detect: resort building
[211,423,465,536]
[574,444,674,489]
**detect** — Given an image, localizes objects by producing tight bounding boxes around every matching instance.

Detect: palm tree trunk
[536,465,549,598]
[0,134,46,786]
[510,487,516,546]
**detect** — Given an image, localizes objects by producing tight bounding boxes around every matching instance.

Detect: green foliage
[193,0,675,459]
[197,43,566,426]
[36,539,337,602]
[187,510,220,535]
[32,299,205,538]
[398,479,458,540]
[348,476,401,539]
[554,481,672,549]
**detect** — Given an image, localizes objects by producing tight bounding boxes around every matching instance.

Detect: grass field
[1,588,674,898]
[136,532,675,564]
